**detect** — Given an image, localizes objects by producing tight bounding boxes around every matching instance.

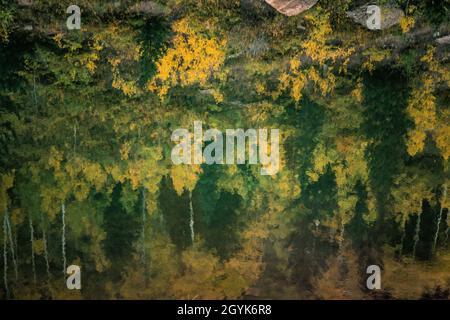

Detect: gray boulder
[346,4,404,30]
[129,1,169,16]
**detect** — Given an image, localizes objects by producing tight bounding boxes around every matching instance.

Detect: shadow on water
[103,183,141,278]
[283,97,327,185]
[362,66,409,243]
[158,176,191,250]
[195,166,242,260]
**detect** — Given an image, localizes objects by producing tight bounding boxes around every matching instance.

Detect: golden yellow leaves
[82,162,107,191]
[435,109,450,160]
[147,19,226,100]
[409,77,436,127]
[307,136,373,224]
[276,59,307,102]
[421,46,436,68]
[274,171,301,200]
[0,172,14,193]
[442,183,449,210]
[400,16,415,33]
[120,141,132,160]
[170,165,202,195]
[406,47,449,159]
[288,65,307,101]
[392,172,435,223]
[0,172,14,212]
[400,5,416,33]
[10,208,24,226]
[53,33,102,77]
[47,146,63,171]
[44,147,106,206]
[93,25,142,97]
[407,129,427,157]
[362,49,390,73]
[302,12,333,65]
[255,81,265,95]
[33,239,45,256]
[40,186,65,221]
[307,143,335,182]
[83,37,103,74]
[211,89,224,103]
[303,12,355,66]
[350,81,364,103]
[109,53,139,97]
[109,145,165,192]
[38,143,164,219]
[0,10,13,43]
[111,76,139,97]
[274,12,353,103]
[308,67,336,96]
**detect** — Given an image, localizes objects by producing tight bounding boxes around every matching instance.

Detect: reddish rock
[265,0,318,16]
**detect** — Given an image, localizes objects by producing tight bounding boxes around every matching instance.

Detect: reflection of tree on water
[159,176,192,250]
[159,168,243,260]
[290,165,339,292]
